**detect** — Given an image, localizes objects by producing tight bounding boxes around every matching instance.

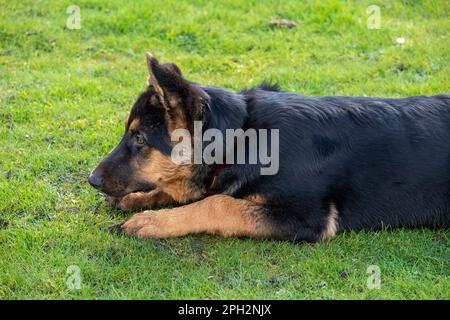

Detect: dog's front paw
[120,211,164,239]
[105,192,144,212]
[112,210,174,239]
[105,195,120,207]
[105,189,173,212]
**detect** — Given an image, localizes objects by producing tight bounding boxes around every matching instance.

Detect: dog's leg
[114,195,275,239]
[107,188,173,211]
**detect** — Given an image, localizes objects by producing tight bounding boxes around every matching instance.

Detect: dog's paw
[105,193,144,212]
[117,211,174,239]
[105,195,120,207]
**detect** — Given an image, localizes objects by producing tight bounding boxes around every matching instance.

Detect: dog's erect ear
[145,52,208,132]
[146,52,185,96]
[146,52,165,97]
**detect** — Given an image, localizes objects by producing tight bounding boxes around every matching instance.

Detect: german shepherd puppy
[88,53,450,242]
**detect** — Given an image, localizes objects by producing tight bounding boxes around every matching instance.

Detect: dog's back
[238,89,450,237]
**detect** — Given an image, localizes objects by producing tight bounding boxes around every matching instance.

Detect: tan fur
[320,202,339,241]
[146,53,165,98]
[136,149,201,203]
[151,81,164,97]
[244,194,267,205]
[128,118,140,132]
[120,195,274,239]
[166,95,188,134]
[113,188,173,211]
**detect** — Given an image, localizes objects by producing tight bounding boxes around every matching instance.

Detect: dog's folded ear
[146,52,207,131]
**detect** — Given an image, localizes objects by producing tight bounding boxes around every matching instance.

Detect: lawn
[0,0,449,299]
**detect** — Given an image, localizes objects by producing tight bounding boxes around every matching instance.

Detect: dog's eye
[135,133,145,145]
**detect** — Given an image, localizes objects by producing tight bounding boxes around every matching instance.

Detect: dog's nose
[88,174,104,189]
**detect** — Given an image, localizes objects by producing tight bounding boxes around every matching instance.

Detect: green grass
[0,0,449,299]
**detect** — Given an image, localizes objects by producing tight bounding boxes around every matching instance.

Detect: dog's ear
[146,53,165,97]
[146,52,186,97]
[146,52,207,132]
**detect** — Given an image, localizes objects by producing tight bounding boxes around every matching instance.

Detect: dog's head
[88,53,209,197]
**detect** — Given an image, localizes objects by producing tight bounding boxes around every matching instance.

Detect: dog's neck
[172,86,248,201]
[201,85,248,135]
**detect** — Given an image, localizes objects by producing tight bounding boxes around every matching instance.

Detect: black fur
[203,85,450,242]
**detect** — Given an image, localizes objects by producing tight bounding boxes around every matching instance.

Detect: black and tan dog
[88,53,450,242]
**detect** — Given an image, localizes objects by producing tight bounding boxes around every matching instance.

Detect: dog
[88,53,450,242]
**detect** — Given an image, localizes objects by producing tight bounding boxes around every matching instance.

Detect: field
[0,0,449,299]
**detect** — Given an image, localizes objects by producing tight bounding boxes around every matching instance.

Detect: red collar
[205,164,226,196]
